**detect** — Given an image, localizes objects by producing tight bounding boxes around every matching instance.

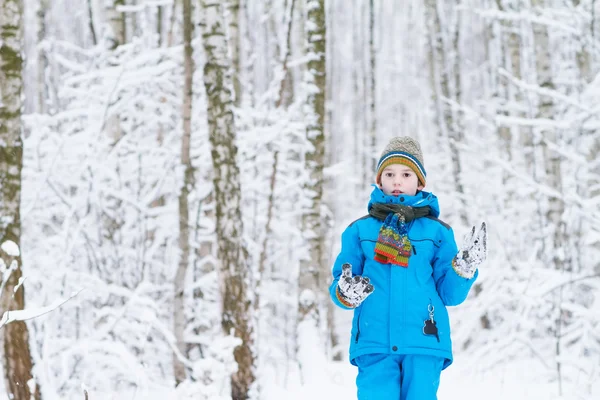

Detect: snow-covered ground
[260,359,596,400]
[0,349,592,399]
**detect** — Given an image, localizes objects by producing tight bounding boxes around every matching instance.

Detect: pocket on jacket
[360,235,378,260]
[410,237,437,285]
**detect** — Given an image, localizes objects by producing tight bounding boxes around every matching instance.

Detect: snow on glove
[336,263,374,308]
[452,222,487,279]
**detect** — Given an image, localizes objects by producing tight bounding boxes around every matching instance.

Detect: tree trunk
[352,0,363,194]
[36,0,49,114]
[367,0,377,177]
[0,1,41,398]
[226,0,241,106]
[275,0,296,109]
[199,1,255,398]
[425,0,468,225]
[105,0,126,48]
[167,1,178,47]
[298,0,327,381]
[157,4,163,46]
[86,0,98,45]
[531,1,565,394]
[494,0,522,188]
[173,0,195,385]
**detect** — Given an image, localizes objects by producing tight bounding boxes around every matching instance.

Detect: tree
[0,0,41,398]
[173,0,195,385]
[104,0,126,48]
[297,0,327,381]
[199,1,256,398]
[225,0,241,105]
[425,0,468,225]
[529,2,567,393]
[367,0,377,179]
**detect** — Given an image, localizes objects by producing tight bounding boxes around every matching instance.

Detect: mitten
[336,263,374,308]
[452,222,487,279]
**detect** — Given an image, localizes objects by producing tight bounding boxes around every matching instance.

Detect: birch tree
[199,1,255,398]
[0,1,40,398]
[298,0,327,378]
[493,0,522,189]
[367,0,377,178]
[36,0,50,114]
[225,0,241,105]
[529,4,567,392]
[173,0,195,385]
[105,0,126,48]
[425,0,468,225]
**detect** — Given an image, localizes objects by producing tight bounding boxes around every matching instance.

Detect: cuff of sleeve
[452,257,476,279]
[336,287,356,309]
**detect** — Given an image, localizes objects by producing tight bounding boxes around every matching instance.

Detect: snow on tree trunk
[36,0,49,114]
[297,0,328,385]
[199,1,256,398]
[0,1,40,398]
[493,0,522,190]
[86,0,97,45]
[105,0,126,48]
[275,0,296,108]
[530,1,566,394]
[425,0,468,226]
[173,0,195,385]
[367,0,377,179]
[352,0,364,195]
[225,0,241,106]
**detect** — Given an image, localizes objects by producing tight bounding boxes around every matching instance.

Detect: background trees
[0,0,596,399]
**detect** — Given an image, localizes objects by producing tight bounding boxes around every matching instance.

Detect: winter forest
[0,0,599,399]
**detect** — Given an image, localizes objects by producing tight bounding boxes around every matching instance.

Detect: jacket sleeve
[432,226,478,306]
[329,222,366,310]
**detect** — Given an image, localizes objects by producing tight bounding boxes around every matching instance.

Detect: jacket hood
[368,184,440,218]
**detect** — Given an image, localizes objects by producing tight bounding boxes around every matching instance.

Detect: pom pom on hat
[375,136,426,186]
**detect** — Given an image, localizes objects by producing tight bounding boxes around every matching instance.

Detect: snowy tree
[297,0,329,383]
[0,1,40,398]
[173,0,195,385]
[225,0,241,105]
[425,0,468,226]
[199,1,255,398]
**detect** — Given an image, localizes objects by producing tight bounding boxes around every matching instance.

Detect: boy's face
[377,164,424,197]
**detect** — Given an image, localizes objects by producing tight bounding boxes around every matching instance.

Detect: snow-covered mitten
[336,263,374,308]
[452,222,487,279]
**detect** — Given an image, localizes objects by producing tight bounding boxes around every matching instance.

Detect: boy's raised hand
[453,222,487,279]
[337,263,374,308]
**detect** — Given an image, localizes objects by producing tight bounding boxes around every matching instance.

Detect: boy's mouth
[392,190,403,196]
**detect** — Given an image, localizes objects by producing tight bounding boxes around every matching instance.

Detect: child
[329,136,487,400]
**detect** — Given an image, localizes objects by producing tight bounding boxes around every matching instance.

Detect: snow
[0,290,81,329]
[0,240,19,257]
[1,0,597,398]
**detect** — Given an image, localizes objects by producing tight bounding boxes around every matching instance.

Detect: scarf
[368,203,431,267]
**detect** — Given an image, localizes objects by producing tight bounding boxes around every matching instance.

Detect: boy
[329,136,487,400]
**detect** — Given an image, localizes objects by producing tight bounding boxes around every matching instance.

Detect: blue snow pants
[355,354,444,400]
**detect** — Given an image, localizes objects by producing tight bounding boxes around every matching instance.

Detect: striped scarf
[368,203,431,267]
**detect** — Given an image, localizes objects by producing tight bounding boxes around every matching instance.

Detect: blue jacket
[329,186,478,369]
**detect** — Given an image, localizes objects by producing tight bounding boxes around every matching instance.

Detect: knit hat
[375,136,426,186]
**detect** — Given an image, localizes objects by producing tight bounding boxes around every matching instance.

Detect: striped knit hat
[375,136,426,186]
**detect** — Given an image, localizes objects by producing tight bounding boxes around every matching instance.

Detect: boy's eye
[403,173,411,178]
[385,172,394,177]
